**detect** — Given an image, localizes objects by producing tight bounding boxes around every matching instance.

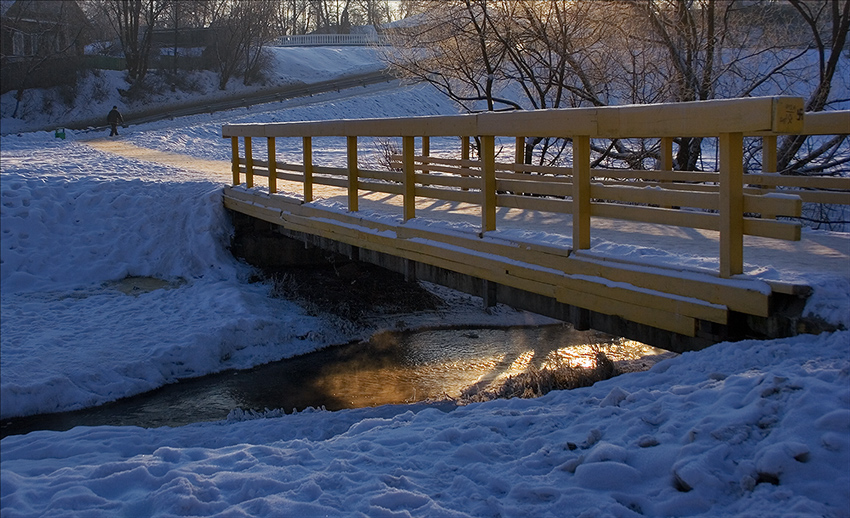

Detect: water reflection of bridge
[222,97,850,352]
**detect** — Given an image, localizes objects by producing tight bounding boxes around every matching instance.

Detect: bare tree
[777,0,850,174]
[101,0,169,84]
[208,0,276,89]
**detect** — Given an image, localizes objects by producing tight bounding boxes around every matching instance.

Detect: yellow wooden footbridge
[221,97,849,351]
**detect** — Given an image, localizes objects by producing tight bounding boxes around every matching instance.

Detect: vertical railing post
[659,137,673,171]
[421,136,430,180]
[481,135,496,234]
[659,137,673,208]
[572,135,591,250]
[762,135,777,173]
[302,136,313,203]
[267,137,277,194]
[515,137,525,166]
[461,136,470,191]
[244,136,254,189]
[347,136,359,212]
[403,135,416,221]
[231,136,240,185]
[761,135,778,219]
[719,132,744,278]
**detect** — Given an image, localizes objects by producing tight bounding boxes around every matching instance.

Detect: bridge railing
[222,97,850,278]
[273,33,390,46]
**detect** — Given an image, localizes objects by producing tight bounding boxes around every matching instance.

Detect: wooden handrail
[222,97,850,278]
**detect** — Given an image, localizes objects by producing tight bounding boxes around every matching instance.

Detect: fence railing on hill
[222,97,850,279]
[273,34,389,46]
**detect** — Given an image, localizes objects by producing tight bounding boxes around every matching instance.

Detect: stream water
[0,325,663,439]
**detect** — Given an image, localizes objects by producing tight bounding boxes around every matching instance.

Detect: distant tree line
[79,0,407,90]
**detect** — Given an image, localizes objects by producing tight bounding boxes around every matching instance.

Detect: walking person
[107,106,124,136]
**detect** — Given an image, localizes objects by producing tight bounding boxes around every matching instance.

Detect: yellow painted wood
[496,194,572,214]
[719,132,744,277]
[744,193,801,217]
[762,136,777,173]
[421,136,430,175]
[231,137,240,185]
[347,136,358,212]
[302,137,313,202]
[415,173,478,190]
[566,254,770,317]
[224,97,809,141]
[743,174,850,190]
[591,183,717,210]
[415,186,479,204]
[660,137,673,170]
[267,137,277,193]
[801,110,850,135]
[481,135,496,233]
[496,178,572,197]
[225,185,768,320]
[359,169,403,182]
[556,285,697,336]
[279,206,721,331]
[572,136,591,250]
[244,137,254,188]
[401,137,416,221]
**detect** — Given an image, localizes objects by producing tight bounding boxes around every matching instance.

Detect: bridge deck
[223,177,848,345]
[226,176,849,288]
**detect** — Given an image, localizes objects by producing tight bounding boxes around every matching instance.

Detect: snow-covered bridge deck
[221,98,850,351]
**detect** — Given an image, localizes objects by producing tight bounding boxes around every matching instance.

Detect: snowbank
[2,331,847,517]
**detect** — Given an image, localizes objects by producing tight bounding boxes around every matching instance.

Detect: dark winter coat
[107,109,123,125]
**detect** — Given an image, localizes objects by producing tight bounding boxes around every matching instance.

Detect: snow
[2,46,849,517]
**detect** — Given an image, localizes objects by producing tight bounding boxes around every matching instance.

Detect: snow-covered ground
[0,46,390,135]
[1,47,849,517]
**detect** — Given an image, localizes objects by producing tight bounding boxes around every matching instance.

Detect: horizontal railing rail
[223,97,850,278]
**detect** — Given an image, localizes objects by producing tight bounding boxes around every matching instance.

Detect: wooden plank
[742,173,850,190]
[592,203,718,230]
[481,135,496,233]
[360,169,403,182]
[230,137,240,185]
[303,137,313,202]
[743,193,801,217]
[556,285,697,337]
[245,136,254,189]
[415,173,479,190]
[415,186,479,204]
[347,136,358,212]
[591,184,717,210]
[660,137,673,171]
[762,135,777,173]
[497,178,572,197]
[223,187,771,319]
[403,135,415,221]
[719,132,744,277]
[267,137,277,193]
[497,194,572,214]
[565,254,770,317]
[743,219,801,241]
[274,204,725,328]
[573,136,591,249]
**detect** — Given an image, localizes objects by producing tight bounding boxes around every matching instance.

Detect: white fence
[274,34,389,47]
